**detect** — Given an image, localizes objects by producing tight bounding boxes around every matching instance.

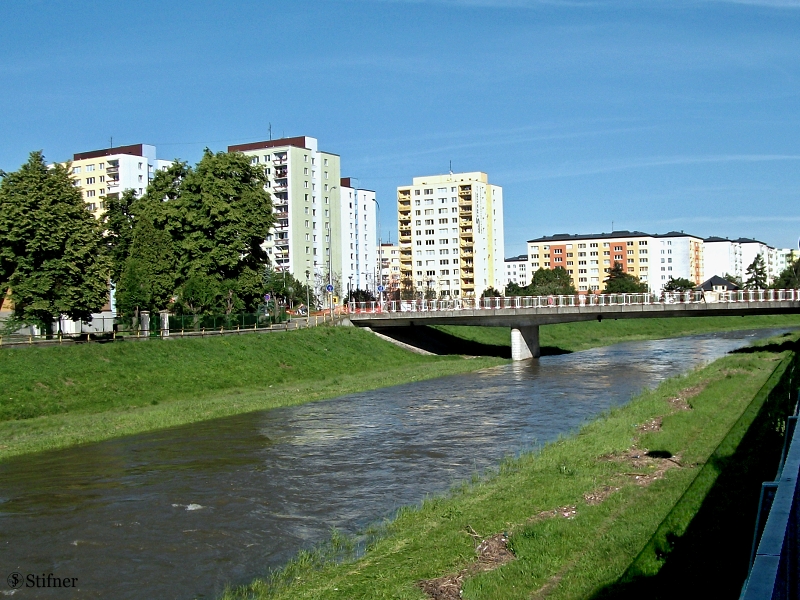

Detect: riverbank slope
[223,333,799,600]
[2,315,799,461]
[0,328,503,460]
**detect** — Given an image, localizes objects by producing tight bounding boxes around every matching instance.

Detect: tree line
[0,150,313,332]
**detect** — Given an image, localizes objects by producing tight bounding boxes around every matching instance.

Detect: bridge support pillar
[511,326,539,360]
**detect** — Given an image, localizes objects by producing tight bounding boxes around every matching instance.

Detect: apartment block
[527,231,653,292]
[379,243,401,293]
[704,237,777,284]
[653,232,704,290]
[339,178,378,293]
[229,137,344,299]
[65,144,171,218]
[397,172,504,298]
[504,255,529,287]
[776,248,800,275]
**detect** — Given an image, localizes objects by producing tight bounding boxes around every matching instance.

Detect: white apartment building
[379,243,401,293]
[64,144,171,218]
[229,137,377,301]
[397,172,504,298]
[339,178,378,294]
[525,230,703,294]
[704,237,777,284]
[504,255,529,288]
[653,232,704,293]
[776,248,799,275]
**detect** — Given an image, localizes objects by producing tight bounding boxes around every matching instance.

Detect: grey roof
[653,231,703,239]
[695,275,741,291]
[504,255,528,262]
[527,230,652,243]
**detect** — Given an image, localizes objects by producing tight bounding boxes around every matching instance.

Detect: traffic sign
[264,294,271,301]
[377,285,385,292]
[326,284,334,293]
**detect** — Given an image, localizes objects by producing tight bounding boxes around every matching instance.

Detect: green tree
[481,287,501,298]
[745,254,768,289]
[504,282,524,296]
[173,150,274,311]
[0,151,110,332]
[529,267,575,295]
[102,188,138,284]
[663,276,695,292]
[773,259,800,289]
[604,261,649,293]
[723,273,743,288]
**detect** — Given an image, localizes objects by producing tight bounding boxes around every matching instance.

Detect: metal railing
[0,311,339,347]
[741,391,800,599]
[347,289,800,315]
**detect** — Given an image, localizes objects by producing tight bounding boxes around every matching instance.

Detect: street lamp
[348,275,353,303]
[305,269,311,324]
[328,185,338,323]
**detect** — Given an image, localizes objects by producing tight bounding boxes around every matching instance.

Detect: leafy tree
[504,282,524,296]
[723,273,743,288]
[177,273,220,317]
[530,267,575,295]
[482,287,501,298]
[604,261,648,293]
[773,259,800,289]
[663,277,695,292]
[400,277,415,300]
[115,210,178,316]
[745,254,768,289]
[346,288,376,303]
[102,188,138,283]
[0,151,110,331]
[173,150,273,310]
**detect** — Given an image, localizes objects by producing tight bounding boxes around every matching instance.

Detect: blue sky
[2,0,799,255]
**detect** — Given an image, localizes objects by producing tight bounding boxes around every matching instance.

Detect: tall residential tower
[397,172,504,298]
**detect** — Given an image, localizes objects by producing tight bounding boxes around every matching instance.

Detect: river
[0,328,788,598]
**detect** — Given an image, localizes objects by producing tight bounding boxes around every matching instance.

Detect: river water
[0,329,788,599]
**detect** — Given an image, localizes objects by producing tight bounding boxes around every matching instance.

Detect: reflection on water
[0,329,788,599]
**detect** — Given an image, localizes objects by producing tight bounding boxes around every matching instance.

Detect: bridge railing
[346,289,800,315]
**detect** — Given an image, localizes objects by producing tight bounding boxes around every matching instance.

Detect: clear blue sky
[2,0,799,255]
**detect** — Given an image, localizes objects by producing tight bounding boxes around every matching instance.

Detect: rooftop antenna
[268,123,272,141]
[109,136,113,149]
[612,220,614,231]
[449,160,452,175]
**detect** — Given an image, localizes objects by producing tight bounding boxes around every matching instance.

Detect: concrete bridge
[347,290,800,360]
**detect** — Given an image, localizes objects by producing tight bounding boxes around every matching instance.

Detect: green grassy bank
[0,328,503,460]
[437,314,800,352]
[223,334,798,600]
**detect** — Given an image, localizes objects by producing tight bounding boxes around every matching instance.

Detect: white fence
[348,289,800,314]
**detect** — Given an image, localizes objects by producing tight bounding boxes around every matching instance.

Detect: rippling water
[0,329,788,599]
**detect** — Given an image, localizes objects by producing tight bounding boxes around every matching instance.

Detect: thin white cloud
[503,154,800,182]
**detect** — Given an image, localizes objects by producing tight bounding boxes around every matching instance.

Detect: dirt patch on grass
[665,381,709,412]
[602,446,683,487]
[584,485,620,505]
[418,531,515,600]
[528,505,578,524]
[637,417,662,433]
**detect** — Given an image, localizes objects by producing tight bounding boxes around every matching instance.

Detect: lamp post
[305,269,311,325]
[348,275,353,303]
[328,185,338,323]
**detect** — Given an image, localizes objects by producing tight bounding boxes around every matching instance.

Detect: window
[424,209,433,215]
[415,190,420,195]
[86,177,95,184]
[251,156,259,165]
[85,189,95,197]
[304,181,309,188]
[304,220,309,227]
[304,155,308,162]
[138,162,143,169]
[138,175,143,182]
[87,202,96,211]
[99,176,104,182]
[627,250,634,255]
[86,164,95,172]
[72,166,81,174]
[424,188,433,195]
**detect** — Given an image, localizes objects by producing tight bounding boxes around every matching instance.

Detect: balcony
[273,155,287,165]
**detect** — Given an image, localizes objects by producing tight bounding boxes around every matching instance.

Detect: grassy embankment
[2,314,799,461]
[437,313,800,352]
[223,333,799,600]
[0,327,504,460]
